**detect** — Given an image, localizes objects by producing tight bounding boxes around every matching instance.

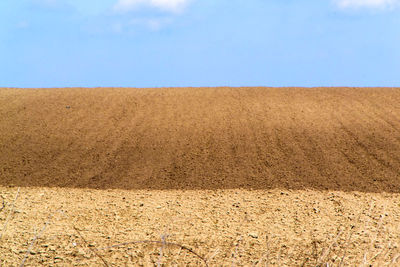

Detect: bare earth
[1,187,400,266]
[1,87,400,265]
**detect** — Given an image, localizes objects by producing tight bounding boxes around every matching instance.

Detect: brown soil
[1,87,400,192]
[1,87,400,266]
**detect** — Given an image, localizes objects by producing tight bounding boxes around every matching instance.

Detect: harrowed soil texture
[1,87,400,266]
[1,87,400,192]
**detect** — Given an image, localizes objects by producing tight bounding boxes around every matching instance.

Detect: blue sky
[1,0,400,87]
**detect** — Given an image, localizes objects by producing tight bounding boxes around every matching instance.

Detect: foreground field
[1,187,400,266]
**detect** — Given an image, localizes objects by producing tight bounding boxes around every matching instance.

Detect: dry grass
[19,222,399,266]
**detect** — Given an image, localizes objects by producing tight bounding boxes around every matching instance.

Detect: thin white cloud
[114,0,191,13]
[334,0,400,9]
[130,17,172,30]
[111,17,172,33]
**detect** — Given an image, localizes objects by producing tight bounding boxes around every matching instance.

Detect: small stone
[249,232,258,239]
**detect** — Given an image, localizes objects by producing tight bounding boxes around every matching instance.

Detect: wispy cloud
[334,0,400,9]
[114,0,191,13]
[130,17,172,30]
[111,17,172,33]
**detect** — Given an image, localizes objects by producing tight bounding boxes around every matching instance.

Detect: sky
[1,0,400,88]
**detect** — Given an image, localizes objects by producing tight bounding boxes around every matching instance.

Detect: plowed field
[1,87,400,192]
[1,87,400,266]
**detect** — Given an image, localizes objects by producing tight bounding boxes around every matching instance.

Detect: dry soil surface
[1,87,400,266]
[1,187,400,266]
[1,87,400,192]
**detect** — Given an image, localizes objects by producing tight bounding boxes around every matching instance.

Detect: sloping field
[1,87,400,266]
[1,87,400,192]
